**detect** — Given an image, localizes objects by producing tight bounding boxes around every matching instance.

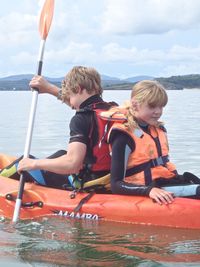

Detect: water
[0,89,200,266]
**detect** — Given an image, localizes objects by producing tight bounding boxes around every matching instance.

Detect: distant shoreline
[1,73,200,91]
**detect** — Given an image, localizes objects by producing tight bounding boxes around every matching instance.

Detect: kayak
[0,153,200,229]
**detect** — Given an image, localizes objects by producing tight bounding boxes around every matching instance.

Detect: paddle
[12,0,55,223]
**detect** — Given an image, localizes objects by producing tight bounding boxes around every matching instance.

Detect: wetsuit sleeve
[69,113,91,144]
[110,131,153,196]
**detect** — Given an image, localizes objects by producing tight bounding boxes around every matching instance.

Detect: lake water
[0,89,200,266]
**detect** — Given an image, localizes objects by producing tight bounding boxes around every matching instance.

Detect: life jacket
[74,102,120,191]
[81,102,119,170]
[108,122,177,186]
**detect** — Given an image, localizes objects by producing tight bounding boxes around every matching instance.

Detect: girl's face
[133,100,163,125]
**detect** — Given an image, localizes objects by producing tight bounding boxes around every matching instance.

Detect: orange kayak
[0,153,200,229]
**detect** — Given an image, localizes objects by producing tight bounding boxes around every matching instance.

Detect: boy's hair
[61,66,103,103]
[124,80,168,130]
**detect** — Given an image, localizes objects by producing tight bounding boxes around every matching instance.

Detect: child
[107,80,200,204]
[2,66,117,191]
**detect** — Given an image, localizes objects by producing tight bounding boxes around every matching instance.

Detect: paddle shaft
[12,40,46,223]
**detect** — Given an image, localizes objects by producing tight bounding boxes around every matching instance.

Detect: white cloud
[169,45,200,61]
[101,0,200,35]
[0,11,38,49]
[161,63,200,77]
[101,43,164,64]
[11,51,35,65]
[39,41,200,77]
[45,42,97,63]
[100,43,200,66]
[1,0,200,78]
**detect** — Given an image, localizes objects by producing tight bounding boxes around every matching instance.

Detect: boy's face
[68,91,82,110]
[62,79,96,110]
[62,80,83,110]
[133,101,163,125]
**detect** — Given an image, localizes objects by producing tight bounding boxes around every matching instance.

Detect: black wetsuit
[69,95,101,151]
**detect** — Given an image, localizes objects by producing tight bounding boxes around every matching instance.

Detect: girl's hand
[17,158,36,173]
[149,187,174,205]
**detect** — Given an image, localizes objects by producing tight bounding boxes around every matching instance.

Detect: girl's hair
[124,80,168,130]
[61,66,103,103]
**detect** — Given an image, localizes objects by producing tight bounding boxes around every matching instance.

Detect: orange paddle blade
[39,0,55,40]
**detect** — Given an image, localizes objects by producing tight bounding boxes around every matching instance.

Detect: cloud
[101,43,200,66]
[11,51,35,65]
[101,0,200,35]
[169,45,200,60]
[49,1,101,43]
[1,0,200,78]
[161,63,200,77]
[45,41,96,63]
[37,41,200,76]
[0,11,38,48]
[3,39,200,77]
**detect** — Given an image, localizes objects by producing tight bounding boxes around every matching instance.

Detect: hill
[0,74,200,91]
[104,74,200,90]
[0,74,152,91]
[155,74,200,90]
[124,75,154,83]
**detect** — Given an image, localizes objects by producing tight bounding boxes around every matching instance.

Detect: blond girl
[108,80,200,204]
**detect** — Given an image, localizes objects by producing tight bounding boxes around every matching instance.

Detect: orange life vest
[108,122,177,185]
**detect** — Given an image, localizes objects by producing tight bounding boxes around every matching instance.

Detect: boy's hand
[17,158,36,173]
[29,75,55,94]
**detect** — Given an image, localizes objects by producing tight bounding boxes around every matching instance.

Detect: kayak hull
[0,154,200,229]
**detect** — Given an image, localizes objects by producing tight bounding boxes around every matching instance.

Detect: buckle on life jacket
[125,155,170,177]
[150,155,169,167]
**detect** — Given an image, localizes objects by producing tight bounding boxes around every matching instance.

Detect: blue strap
[28,169,47,185]
[15,162,46,186]
[150,155,169,167]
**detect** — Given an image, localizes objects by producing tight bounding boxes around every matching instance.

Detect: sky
[1,0,200,79]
